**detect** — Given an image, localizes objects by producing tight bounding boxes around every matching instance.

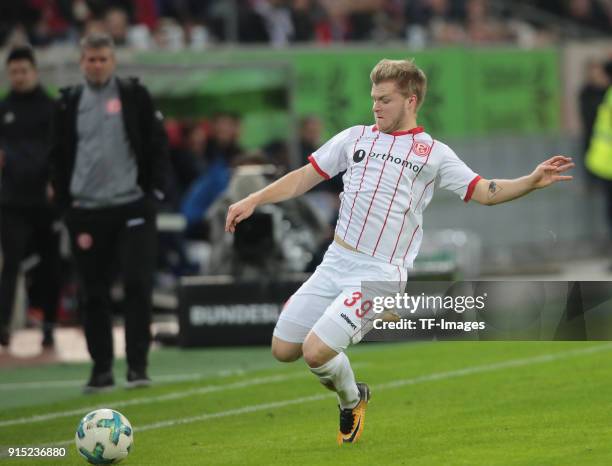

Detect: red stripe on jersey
[355,136,397,249]
[414,178,436,211]
[405,140,434,212]
[346,126,368,192]
[388,141,434,263]
[337,126,367,233]
[463,175,482,203]
[402,225,420,263]
[396,265,403,293]
[389,208,408,262]
[371,135,414,255]
[342,133,380,241]
[308,154,330,180]
[411,140,434,190]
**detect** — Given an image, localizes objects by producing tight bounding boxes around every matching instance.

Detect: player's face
[80,47,116,86]
[7,59,38,93]
[371,81,416,133]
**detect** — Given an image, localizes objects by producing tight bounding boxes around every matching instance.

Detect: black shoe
[0,327,9,347]
[42,328,55,349]
[126,368,152,389]
[83,371,115,394]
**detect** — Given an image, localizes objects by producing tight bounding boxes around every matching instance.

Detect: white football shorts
[273,241,408,353]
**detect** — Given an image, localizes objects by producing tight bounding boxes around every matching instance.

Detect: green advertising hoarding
[466,50,560,135]
[136,47,560,141]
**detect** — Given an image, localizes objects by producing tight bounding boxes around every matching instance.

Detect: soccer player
[225,58,574,445]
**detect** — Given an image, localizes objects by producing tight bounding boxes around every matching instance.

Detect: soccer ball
[75,409,133,464]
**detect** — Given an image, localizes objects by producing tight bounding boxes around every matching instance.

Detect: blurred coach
[50,33,169,393]
[0,46,61,349]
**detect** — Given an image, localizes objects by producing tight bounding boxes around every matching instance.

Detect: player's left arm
[470,155,574,206]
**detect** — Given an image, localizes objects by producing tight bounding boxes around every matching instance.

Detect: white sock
[309,352,360,409]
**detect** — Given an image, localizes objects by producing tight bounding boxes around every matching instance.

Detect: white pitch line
[0,368,259,391]
[0,362,372,391]
[0,372,309,428]
[100,343,612,432]
[0,362,368,428]
[1,343,610,460]
[376,343,612,390]
[1,342,593,455]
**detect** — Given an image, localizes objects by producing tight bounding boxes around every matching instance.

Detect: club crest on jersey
[411,141,431,157]
[106,98,122,114]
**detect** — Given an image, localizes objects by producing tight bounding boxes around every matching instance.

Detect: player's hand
[225,196,258,233]
[530,155,574,189]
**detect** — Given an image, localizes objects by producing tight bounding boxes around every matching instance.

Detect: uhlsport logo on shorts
[340,313,358,330]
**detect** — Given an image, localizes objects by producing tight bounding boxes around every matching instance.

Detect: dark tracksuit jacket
[49,77,169,373]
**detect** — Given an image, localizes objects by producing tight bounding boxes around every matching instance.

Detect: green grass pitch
[1,341,611,465]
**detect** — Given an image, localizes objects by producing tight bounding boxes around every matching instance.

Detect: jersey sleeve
[436,144,481,202]
[307,128,352,179]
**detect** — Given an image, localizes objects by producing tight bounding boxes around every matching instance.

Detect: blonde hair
[370,59,427,109]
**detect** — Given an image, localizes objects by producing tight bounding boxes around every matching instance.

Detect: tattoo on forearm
[488,181,503,199]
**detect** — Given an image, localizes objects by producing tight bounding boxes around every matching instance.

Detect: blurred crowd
[162,112,338,242]
[0,0,610,51]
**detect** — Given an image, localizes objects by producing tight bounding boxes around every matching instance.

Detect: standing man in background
[50,33,169,393]
[585,60,612,269]
[0,46,60,349]
[579,60,610,181]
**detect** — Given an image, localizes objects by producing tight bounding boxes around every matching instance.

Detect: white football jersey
[308,125,480,268]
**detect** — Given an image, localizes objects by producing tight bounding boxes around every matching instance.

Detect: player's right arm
[225,163,324,233]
